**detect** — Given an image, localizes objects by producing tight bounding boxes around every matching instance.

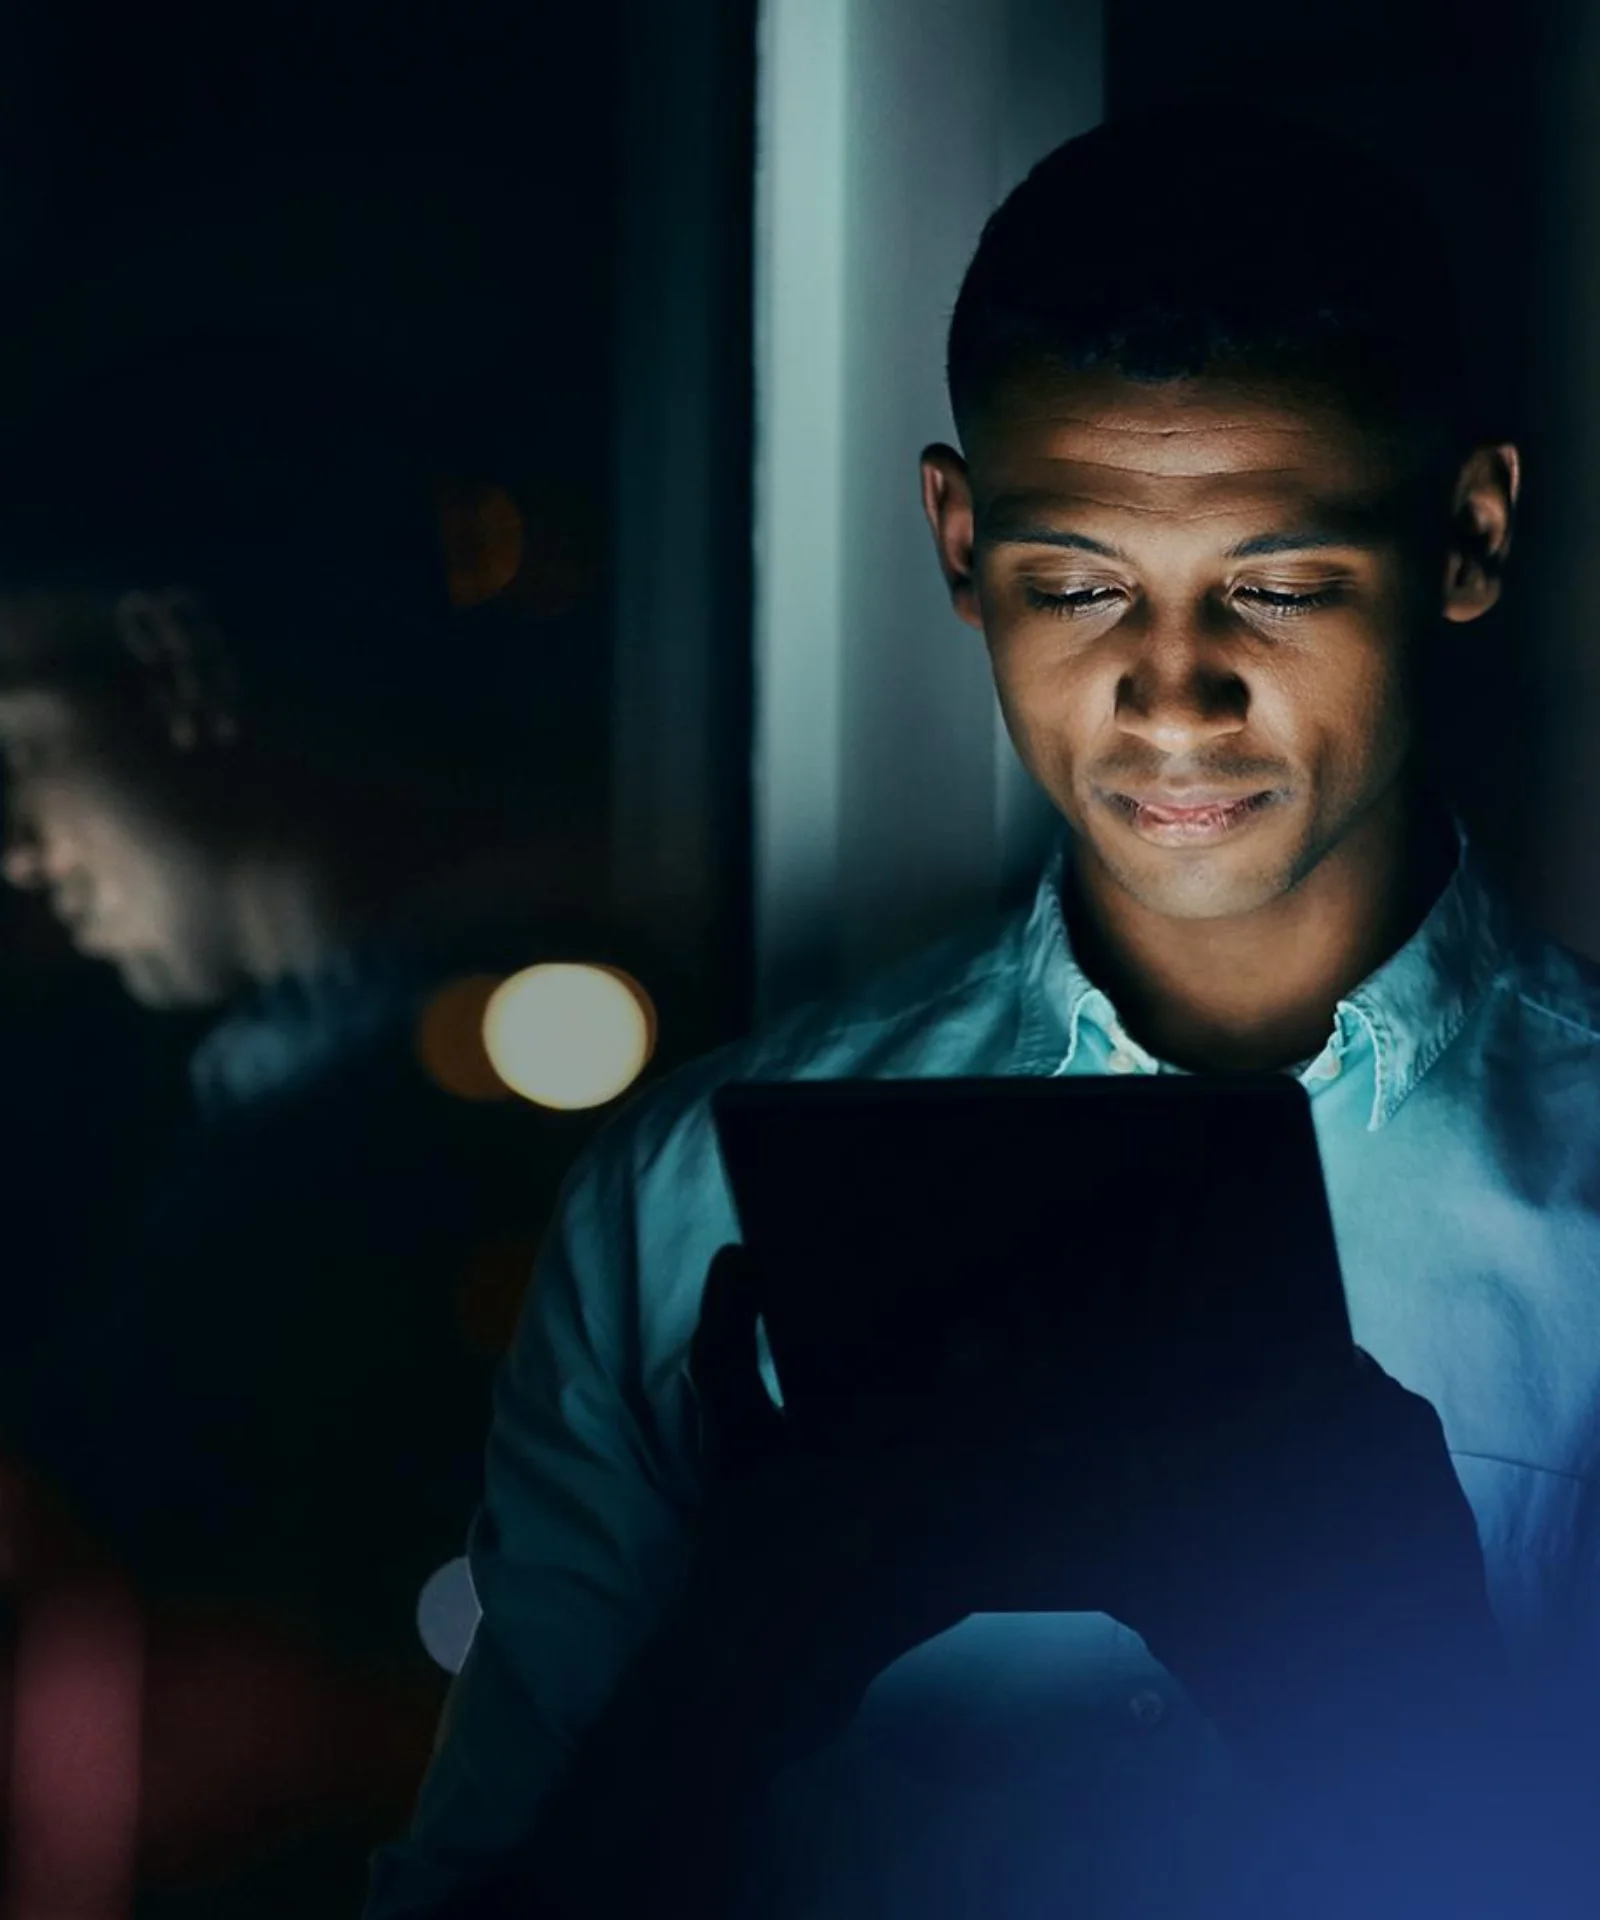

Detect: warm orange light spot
[415,975,514,1102]
[437,478,525,609]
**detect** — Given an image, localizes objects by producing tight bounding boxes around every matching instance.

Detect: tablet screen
[712,1076,1352,1452]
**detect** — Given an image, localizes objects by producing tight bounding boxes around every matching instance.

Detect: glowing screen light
[482,964,655,1110]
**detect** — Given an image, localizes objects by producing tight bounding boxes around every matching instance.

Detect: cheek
[986,624,1096,762]
[20,776,103,858]
[42,775,191,885]
[1275,635,1412,787]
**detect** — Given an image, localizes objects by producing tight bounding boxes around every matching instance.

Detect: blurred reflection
[0,340,652,1918]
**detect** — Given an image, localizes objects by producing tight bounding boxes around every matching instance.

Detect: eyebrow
[980,498,1386,559]
[1223,529,1376,558]
[983,523,1126,557]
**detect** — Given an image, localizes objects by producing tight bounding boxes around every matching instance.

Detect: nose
[1114,611,1250,755]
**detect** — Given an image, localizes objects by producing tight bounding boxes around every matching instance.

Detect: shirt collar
[1015,825,1513,1129]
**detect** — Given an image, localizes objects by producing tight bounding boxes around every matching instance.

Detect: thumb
[691,1245,788,1476]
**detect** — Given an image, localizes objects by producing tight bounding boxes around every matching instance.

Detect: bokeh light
[437,477,525,610]
[481,964,655,1111]
[416,1557,481,1676]
[415,975,514,1102]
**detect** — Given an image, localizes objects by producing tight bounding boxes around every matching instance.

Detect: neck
[1066,787,1455,1074]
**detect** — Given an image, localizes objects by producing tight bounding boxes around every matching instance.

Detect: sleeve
[364,1106,716,1917]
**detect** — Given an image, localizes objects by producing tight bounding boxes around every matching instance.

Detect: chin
[1089,833,1303,923]
[1128,867,1293,921]
[1069,788,1310,920]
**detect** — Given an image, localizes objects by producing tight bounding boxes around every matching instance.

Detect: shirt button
[1128,1689,1168,1728]
[1108,1049,1140,1075]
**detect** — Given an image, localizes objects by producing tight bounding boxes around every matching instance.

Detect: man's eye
[1234,584,1344,615]
[1023,584,1123,617]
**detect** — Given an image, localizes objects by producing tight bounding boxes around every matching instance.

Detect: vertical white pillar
[753,0,1104,1016]
[751,0,850,1018]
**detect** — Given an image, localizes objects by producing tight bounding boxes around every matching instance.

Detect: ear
[920,444,984,633]
[1441,443,1519,625]
[113,589,240,751]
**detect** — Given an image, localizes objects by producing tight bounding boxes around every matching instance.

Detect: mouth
[1100,787,1281,846]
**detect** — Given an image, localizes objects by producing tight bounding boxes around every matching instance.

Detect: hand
[1104,1359,1518,1920]
[686,1257,1518,1920]
[469,1247,1037,1920]
[692,1249,1499,1770]
[1107,1349,1503,1776]
[681,1244,1006,1757]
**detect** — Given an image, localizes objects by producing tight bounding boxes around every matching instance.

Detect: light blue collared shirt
[369,841,1600,1918]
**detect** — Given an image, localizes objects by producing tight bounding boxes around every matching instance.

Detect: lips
[1104,787,1279,843]
[1134,794,1266,822]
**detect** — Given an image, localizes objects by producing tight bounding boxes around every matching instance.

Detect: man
[0,341,642,1915]
[370,111,1600,1918]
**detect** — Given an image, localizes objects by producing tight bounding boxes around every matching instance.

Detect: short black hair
[0,337,469,772]
[948,107,1467,452]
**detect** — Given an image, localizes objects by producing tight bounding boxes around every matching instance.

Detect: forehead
[966,365,1419,546]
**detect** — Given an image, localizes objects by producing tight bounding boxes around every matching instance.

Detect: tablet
[711,1075,1352,1453]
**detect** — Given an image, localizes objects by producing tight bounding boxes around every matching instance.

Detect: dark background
[0,0,755,1280]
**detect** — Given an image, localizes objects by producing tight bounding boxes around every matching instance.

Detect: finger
[690,1245,787,1473]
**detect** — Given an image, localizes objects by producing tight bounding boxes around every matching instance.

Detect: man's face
[923,366,1508,923]
[0,608,243,1007]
